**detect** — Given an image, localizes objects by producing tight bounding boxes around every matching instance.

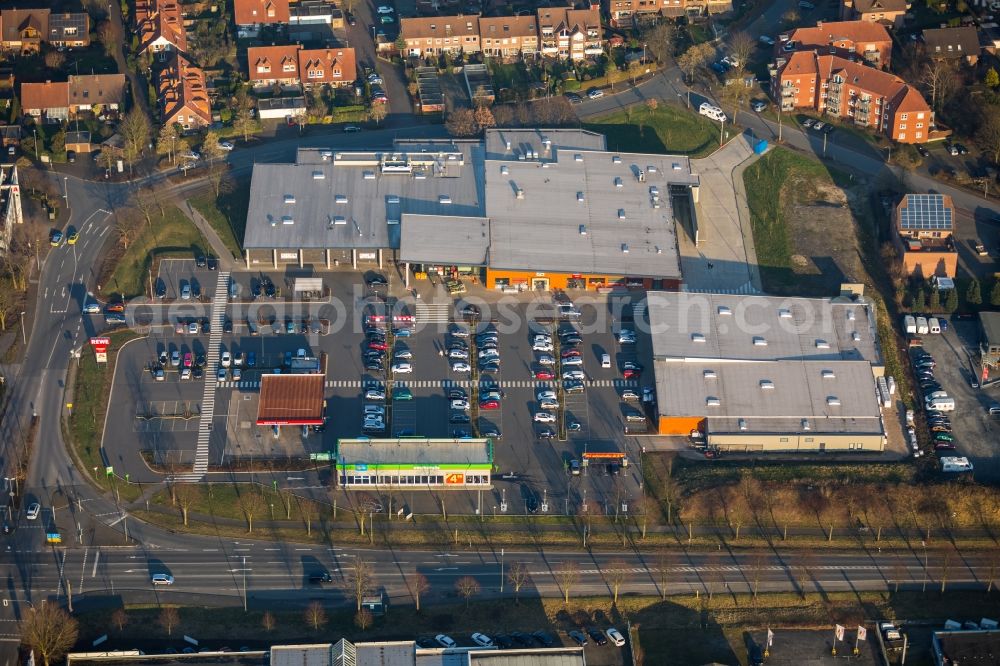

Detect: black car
[565,92,583,104]
[193,367,203,379]
[510,632,534,647]
[223,319,234,334]
[587,629,607,646]
[480,362,501,373]
[562,336,582,346]
[366,361,384,372]
[195,255,206,268]
[956,143,968,155]
[450,412,471,424]
[251,282,261,298]
[916,145,930,157]
[201,319,210,334]
[568,630,588,646]
[264,281,276,298]
[448,388,467,400]
[308,572,333,584]
[416,638,436,649]
[532,631,555,647]
[538,427,556,438]
[155,282,167,298]
[461,304,481,318]
[367,274,389,287]
[452,428,471,438]
[346,11,357,25]
[206,256,218,270]
[494,635,514,649]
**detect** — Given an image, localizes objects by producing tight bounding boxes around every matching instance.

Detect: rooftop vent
[284,194,296,204]
[672,162,681,171]
[692,333,706,343]
[647,165,657,173]
[516,187,525,200]
[706,397,721,406]
[718,306,732,316]
[827,396,841,406]
[579,225,587,235]
[577,192,585,202]
[739,418,747,431]
[612,155,621,164]
[621,243,629,253]
[312,171,325,180]
[778,308,792,318]
[387,218,399,225]
[618,209,626,220]
[815,339,830,349]
[822,370,836,379]
[847,310,856,321]
[802,419,811,431]
[387,195,400,204]
[760,380,775,390]
[333,216,346,225]
[574,154,583,162]
[505,140,511,150]
[363,170,375,180]
[439,195,452,204]
[335,194,348,204]
[320,150,332,160]
[852,331,861,342]
[703,369,717,378]
[753,336,767,346]
[414,171,427,179]
[281,215,294,225]
[614,177,623,188]
[649,186,659,198]
[500,165,509,175]
[637,169,645,182]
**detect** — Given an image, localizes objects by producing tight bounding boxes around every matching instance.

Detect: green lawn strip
[65,330,143,500]
[107,205,210,299]
[584,104,722,158]
[188,179,250,260]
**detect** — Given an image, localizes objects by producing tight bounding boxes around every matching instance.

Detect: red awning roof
[256,374,325,425]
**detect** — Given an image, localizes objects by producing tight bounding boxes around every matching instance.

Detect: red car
[105,302,125,313]
[479,399,500,410]
[183,352,192,368]
[368,340,388,351]
[561,349,581,358]
[623,368,641,379]
[533,369,555,380]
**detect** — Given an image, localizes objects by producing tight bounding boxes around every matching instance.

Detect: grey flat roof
[486,150,696,278]
[981,312,1000,344]
[655,359,883,435]
[645,292,881,364]
[484,128,606,161]
[468,649,586,665]
[244,144,484,250]
[337,438,492,465]
[357,642,417,666]
[399,213,490,265]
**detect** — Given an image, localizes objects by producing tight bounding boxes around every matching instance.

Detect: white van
[926,397,955,412]
[928,317,941,334]
[903,315,916,334]
[601,353,611,369]
[915,316,929,335]
[698,102,726,122]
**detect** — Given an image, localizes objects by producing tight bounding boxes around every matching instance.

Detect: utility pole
[243,555,248,612]
[499,548,504,595]
[19,312,26,345]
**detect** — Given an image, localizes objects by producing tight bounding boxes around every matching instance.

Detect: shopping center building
[242,129,700,290]
[334,437,494,489]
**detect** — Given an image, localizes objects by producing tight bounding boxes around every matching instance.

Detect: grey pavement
[180,201,241,270]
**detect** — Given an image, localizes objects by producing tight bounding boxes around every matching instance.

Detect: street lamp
[921,540,928,593]
[63,176,69,210]
[19,311,26,345]
[499,548,505,594]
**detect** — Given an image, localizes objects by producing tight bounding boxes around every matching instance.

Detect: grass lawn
[107,205,209,298]
[584,104,722,157]
[188,178,250,260]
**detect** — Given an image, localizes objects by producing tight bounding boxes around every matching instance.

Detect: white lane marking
[92,550,100,578]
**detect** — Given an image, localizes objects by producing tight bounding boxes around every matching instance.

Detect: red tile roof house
[776,50,934,144]
[248,45,302,90]
[298,48,357,88]
[233,0,290,38]
[135,0,187,57]
[159,53,211,130]
[21,81,70,123]
[779,20,893,69]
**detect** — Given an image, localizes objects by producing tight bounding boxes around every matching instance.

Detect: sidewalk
[680,132,762,295]
[180,200,240,271]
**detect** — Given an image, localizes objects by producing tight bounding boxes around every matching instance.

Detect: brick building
[536,5,602,60]
[840,0,907,25]
[135,0,187,55]
[478,16,538,57]
[159,53,211,130]
[893,193,958,278]
[399,15,481,57]
[779,20,893,68]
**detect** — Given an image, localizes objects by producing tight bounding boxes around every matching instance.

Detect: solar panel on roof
[899,194,952,231]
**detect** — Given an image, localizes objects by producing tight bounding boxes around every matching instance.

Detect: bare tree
[345,559,373,611]
[554,564,579,605]
[261,610,276,632]
[676,43,713,84]
[644,22,676,64]
[20,603,79,666]
[304,601,327,630]
[474,105,495,130]
[299,498,317,536]
[409,571,430,611]
[158,606,180,636]
[507,562,530,605]
[238,491,264,534]
[115,213,136,250]
[174,483,200,527]
[45,51,66,70]
[156,123,179,165]
[781,9,800,25]
[232,91,259,142]
[120,108,151,176]
[890,555,908,594]
[369,103,388,126]
[749,555,765,602]
[354,608,374,631]
[606,559,627,604]
[728,31,755,74]
[940,549,952,595]
[455,576,481,608]
[978,108,1000,164]
[921,59,959,113]
[111,608,128,632]
[201,130,225,167]
[97,20,115,57]
[656,550,670,600]
[445,108,479,137]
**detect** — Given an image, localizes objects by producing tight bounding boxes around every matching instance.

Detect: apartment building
[399,15,481,57]
[0,9,90,53]
[478,16,538,57]
[159,53,211,129]
[776,51,933,144]
[234,0,291,37]
[606,0,685,24]
[135,0,187,55]
[780,20,892,68]
[536,5,602,60]
[840,0,907,25]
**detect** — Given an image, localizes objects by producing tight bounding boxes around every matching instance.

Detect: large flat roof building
[244,129,700,291]
[335,437,494,489]
[644,291,886,452]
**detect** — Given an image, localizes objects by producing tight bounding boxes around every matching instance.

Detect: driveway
[348,2,414,118]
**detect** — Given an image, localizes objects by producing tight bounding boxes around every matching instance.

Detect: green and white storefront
[335,437,493,489]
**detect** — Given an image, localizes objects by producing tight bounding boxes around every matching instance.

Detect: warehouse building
[335,437,493,489]
[243,129,700,291]
[645,291,886,451]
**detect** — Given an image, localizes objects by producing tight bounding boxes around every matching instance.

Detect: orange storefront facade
[485,268,683,292]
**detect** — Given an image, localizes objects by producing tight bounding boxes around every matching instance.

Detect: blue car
[247,351,256,367]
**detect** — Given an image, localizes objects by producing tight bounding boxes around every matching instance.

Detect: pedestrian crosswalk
[415,302,451,324]
[188,271,230,481]
[216,377,639,390]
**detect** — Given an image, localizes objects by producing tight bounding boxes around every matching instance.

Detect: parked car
[471,633,494,648]
[568,630,588,646]
[587,87,604,99]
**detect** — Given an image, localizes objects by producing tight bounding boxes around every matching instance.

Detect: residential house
[68,74,126,117]
[290,0,344,29]
[776,51,933,144]
[233,0,290,37]
[840,0,907,26]
[20,81,70,123]
[298,48,357,88]
[779,20,893,69]
[689,0,733,14]
[399,15,481,57]
[606,0,686,24]
[48,12,89,47]
[135,0,187,56]
[922,26,980,65]
[892,193,957,278]
[478,15,538,57]
[0,125,21,149]
[247,44,302,89]
[0,8,49,53]
[536,5,602,60]
[159,53,211,129]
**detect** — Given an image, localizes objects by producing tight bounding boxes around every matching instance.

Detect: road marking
[92,550,100,578]
[79,548,88,595]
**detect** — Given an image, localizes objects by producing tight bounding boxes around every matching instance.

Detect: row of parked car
[911,347,957,454]
[419,626,626,650]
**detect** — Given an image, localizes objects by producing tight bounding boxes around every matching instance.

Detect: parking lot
[107,267,652,513]
[909,317,1000,480]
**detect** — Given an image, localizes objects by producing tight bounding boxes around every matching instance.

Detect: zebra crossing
[215,377,639,390]
[683,282,760,295]
[176,271,230,483]
[415,302,451,324]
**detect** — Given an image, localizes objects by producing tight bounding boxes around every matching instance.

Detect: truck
[915,316,929,335]
[903,315,916,334]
